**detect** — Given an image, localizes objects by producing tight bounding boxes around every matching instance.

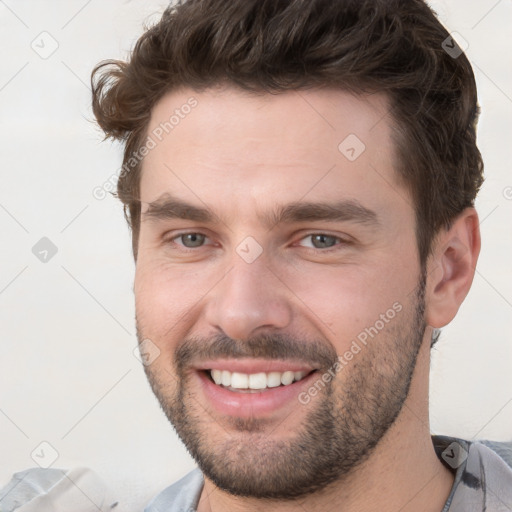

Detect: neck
[197,339,455,512]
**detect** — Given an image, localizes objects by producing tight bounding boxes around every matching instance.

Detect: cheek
[134,257,217,337]
[284,257,417,344]
[134,259,186,334]
[134,263,187,382]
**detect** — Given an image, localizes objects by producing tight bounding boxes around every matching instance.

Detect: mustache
[174,332,339,372]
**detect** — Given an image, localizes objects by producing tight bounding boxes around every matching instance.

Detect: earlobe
[425,208,481,328]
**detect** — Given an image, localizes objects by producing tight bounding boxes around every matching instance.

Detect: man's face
[134,86,427,498]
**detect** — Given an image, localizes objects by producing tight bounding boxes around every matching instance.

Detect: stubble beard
[139,271,427,500]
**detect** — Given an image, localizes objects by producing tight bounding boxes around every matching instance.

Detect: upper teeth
[210,370,306,390]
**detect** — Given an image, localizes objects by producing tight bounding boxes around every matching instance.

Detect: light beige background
[0,0,511,510]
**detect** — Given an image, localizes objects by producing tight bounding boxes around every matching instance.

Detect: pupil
[314,234,335,248]
[184,233,204,247]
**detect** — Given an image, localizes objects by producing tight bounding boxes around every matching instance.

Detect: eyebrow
[142,193,379,230]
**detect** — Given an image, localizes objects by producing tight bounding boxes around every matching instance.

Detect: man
[91,0,512,510]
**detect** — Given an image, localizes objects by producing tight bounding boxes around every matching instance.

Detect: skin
[134,85,481,512]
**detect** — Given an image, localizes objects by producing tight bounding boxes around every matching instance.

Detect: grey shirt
[145,435,512,512]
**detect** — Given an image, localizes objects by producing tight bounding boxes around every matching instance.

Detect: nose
[203,254,293,341]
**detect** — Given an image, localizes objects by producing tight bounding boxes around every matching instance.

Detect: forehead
[144,85,392,161]
[139,85,409,222]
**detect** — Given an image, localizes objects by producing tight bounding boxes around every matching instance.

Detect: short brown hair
[91,0,484,264]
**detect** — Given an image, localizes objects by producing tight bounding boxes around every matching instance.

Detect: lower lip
[196,370,318,418]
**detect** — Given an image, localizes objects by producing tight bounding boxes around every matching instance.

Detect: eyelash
[165,231,350,253]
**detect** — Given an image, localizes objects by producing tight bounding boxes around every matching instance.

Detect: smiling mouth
[205,369,314,392]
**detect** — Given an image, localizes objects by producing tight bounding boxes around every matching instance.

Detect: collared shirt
[145,435,512,512]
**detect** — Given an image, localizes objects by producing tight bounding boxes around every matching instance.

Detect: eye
[298,233,346,250]
[172,232,208,248]
[165,232,348,252]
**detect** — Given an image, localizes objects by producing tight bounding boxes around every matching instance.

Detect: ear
[425,207,481,328]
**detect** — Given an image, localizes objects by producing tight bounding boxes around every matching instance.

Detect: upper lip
[194,358,317,374]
